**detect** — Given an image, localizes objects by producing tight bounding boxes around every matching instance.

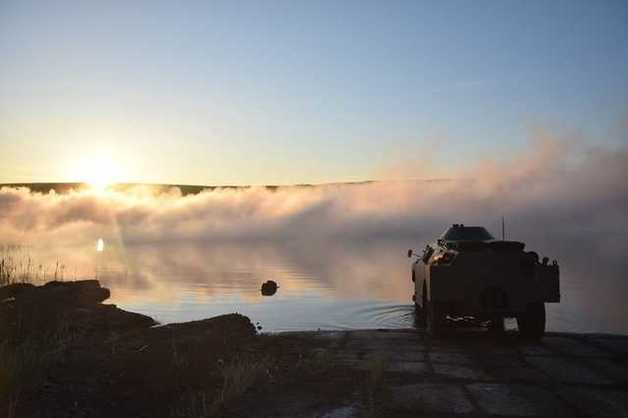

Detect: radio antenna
[501,216,506,241]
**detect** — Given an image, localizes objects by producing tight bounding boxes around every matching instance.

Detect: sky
[1,0,627,185]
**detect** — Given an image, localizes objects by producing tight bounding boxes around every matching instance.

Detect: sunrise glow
[71,155,124,191]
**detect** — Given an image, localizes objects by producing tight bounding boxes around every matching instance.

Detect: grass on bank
[1,252,66,287]
[0,254,74,417]
[169,356,275,418]
[0,319,75,417]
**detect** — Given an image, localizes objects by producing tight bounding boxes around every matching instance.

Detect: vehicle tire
[488,315,504,333]
[517,302,545,340]
[416,283,427,327]
[426,300,444,336]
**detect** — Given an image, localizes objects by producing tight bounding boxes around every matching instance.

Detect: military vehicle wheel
[488,315,505,333]
[426,300,444,336]
[517,302,545,339]
[415,283,427,327]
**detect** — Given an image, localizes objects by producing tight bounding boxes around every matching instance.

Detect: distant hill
[0,181,379,195]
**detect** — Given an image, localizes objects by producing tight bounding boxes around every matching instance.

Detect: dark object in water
[261,280,278,296]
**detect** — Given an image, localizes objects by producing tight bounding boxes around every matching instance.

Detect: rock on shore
[0,280,156,342]
[0,280,257,418]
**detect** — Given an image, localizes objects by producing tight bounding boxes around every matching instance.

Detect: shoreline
[2,280,627,417]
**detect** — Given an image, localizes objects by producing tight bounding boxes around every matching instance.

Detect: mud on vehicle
[408,224,560,339]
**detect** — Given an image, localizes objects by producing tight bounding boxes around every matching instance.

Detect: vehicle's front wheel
[517,302,546,340]
[426,300,444,336]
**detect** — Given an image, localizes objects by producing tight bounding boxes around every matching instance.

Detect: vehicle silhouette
[409,224,560,339]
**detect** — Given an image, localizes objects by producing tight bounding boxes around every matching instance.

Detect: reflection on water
[97,239,417,331]
[9,238,628,334]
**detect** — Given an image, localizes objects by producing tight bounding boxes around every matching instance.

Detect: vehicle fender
[537,263,560,302]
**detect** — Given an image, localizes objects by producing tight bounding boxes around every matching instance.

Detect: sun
[72,155,124,191]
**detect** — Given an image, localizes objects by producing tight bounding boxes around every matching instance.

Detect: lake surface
[10,237,628,334]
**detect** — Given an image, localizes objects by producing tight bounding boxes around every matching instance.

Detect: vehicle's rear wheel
[415,282,427,327]
[488,315,505,333]
[426,300,444,336]
[517,302,546,340]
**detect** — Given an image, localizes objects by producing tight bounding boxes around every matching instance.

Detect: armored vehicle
[408,224,560,338]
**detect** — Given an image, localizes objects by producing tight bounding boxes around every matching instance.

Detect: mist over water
[1,138,627,332]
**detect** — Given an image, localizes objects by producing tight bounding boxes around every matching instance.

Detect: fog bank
[1,138,627,256]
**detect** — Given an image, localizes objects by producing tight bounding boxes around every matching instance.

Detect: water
[98,240,419,331]
[11,238,628,334]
